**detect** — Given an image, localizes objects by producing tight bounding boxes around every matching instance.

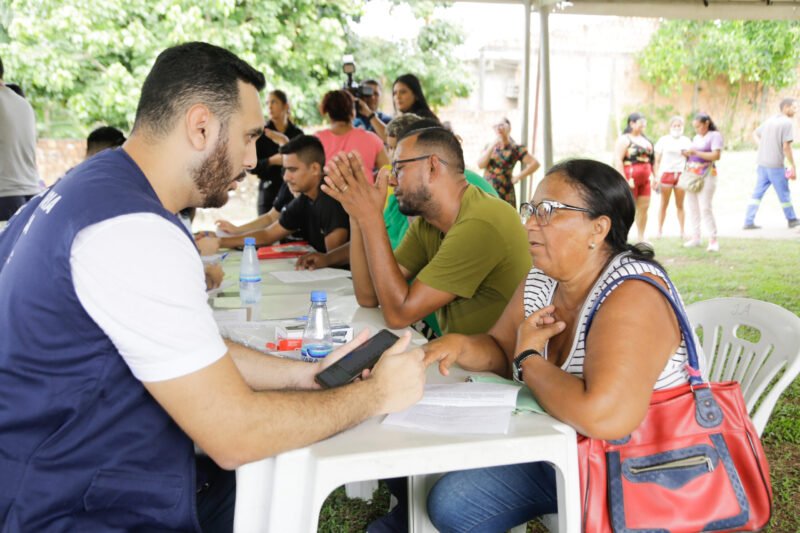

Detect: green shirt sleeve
[393,217,428,278]
[416,218,504,299]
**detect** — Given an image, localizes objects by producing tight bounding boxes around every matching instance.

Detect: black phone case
[314,330,399,388]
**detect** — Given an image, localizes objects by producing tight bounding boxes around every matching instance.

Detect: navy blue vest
[0,149,200,531]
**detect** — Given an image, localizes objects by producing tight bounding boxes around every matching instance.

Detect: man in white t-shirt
[653,116,692,238]
[0,42,425,532]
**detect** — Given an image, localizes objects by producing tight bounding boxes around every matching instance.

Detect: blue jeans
[426,462,558,533]
[744,166,797,225]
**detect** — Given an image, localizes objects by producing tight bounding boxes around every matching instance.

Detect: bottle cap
[310,290,327,303]
[244,237,256,246]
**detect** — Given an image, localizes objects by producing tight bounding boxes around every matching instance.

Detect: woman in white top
[653,116,692,238]
[423,158,700,532]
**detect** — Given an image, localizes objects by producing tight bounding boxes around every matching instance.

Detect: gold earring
[589,242,596,250]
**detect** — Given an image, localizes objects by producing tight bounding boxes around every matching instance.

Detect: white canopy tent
[462,0,800,201]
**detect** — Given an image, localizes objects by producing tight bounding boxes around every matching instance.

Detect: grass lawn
[317,237,800,532]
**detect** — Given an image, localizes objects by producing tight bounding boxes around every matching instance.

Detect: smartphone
[314,329,399,389]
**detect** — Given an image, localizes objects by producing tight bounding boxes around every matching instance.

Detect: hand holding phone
[315,329,400,388]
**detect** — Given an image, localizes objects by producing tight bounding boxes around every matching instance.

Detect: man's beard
[192,135,242,209]
[396,183,432,217]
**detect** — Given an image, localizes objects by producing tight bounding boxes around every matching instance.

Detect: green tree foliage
[639,20,800,95]
[347,18,471,112]
[0,0,470,138]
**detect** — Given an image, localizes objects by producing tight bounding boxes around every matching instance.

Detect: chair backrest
[685,297,800,436]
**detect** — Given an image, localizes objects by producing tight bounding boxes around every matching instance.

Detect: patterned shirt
[523,253,702,390]
[483,140,529,207]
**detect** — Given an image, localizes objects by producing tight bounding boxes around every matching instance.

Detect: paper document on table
[383,406,513,435]
[270,268,351,283]
[417,383,520,408]
[206,280,234,297]
[213,308,248,324]
[382,383,520,434]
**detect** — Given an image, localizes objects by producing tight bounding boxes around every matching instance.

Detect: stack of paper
[382,382,521,435]
[269,268,351,284]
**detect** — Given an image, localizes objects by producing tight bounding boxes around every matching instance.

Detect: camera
[342,55,374,100]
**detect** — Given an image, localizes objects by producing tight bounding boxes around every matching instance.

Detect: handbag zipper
[629,455,714,474]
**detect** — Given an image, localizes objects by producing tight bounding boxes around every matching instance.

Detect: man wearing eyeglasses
[323,126,531,336]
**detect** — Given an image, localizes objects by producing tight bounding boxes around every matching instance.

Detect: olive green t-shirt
[394,185,532,335]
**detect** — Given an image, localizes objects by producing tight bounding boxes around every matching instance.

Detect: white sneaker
[683,239,702,248]
[706,240,719,252]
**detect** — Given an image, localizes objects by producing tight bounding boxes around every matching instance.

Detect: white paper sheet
[381,383,520,434]
[270,268,351,283]
[417,383,520,408]
[383,405,513,435]
[206,280,234,297]
[212,308,248,324]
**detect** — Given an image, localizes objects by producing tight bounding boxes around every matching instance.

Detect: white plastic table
[215,256,581,533]
[232,365,580,533]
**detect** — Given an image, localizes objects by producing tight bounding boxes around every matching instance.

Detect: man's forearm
[784,143,795,167]
[349,218,379,306]
[220,226,280,248]
[324,242,351,267]
[227,341,312,391]
[358,214,415,324]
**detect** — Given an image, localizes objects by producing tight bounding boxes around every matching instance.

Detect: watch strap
[513,349,543,383]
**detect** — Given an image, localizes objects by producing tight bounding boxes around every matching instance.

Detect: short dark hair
[398,126,465,174]
[779,98,797,112]
[546,159,660,267]
[132,42,265,138]
[320,90,354,122]
[363,79,381,89]
[6,83,23,98]
[87,126,127,156]
[279,134,325,169]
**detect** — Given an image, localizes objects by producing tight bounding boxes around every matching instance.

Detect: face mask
[670,127,683,138]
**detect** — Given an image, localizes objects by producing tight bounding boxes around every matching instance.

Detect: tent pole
[539,1,553,170]
[519,0,532,204]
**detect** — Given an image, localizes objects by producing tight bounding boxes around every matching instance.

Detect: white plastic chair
[685,297,800,436]
[518,297,800,533]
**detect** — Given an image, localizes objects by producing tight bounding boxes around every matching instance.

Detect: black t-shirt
[250,120,304,187]
[278,184,349,253]
[272,181,294,212]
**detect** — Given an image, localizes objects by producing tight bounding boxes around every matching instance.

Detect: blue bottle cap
[244,237,256,246]
[310,290,327,302]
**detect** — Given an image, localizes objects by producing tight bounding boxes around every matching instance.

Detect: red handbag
[578,274,773,532]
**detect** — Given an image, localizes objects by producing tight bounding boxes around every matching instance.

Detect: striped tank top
[523,253,700,390]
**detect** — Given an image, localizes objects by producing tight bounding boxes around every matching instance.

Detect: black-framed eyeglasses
[519,200,592,226]
[391,154,449,181]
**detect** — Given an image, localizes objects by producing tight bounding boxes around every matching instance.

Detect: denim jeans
[426,461,558,533]
[744,166,798,225]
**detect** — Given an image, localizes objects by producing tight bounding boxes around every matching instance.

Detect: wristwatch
[367,112,376,121]
[512,349,544,383]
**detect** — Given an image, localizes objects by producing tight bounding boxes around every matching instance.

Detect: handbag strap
[584,272,704,387]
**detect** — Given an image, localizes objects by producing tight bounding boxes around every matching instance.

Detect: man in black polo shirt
[210,135,349,256]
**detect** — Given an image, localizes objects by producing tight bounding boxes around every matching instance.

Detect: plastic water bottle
[239,237,262,314]
[302,291,333,360]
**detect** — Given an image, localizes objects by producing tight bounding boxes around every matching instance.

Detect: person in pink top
[315,90,389,183]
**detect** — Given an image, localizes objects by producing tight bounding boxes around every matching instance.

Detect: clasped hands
[322,151,388,222]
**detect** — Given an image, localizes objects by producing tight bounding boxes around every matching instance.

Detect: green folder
[467,375,546,414]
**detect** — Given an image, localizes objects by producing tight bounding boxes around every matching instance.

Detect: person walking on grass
[743,98,799,230]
